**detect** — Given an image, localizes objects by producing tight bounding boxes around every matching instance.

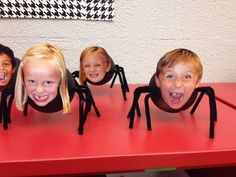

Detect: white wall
[1,0,236,83]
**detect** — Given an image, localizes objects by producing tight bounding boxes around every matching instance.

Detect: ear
[195,79,201,88]
[155,75,160,87]
[106,62,111,72]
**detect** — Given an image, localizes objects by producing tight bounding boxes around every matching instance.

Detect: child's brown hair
[156,48,203,80]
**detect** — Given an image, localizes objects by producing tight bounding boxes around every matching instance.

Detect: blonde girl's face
[23,59,61,107]
[0,54,14,87]
[81,53,110,83]
[156,62,200,109]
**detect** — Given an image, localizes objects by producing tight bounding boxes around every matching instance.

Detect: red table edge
[1,150,236,176]
[215,96,236,110]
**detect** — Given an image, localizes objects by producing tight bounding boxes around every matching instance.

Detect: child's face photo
[0,54,14,87]
[23,59,61,107]
[156,62,200,109]
[81,53,110,83]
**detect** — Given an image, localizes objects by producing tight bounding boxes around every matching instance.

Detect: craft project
[127,48,217,138]
[0,44,16,88]
[72,46,129,117]
[0,44,20,125]
[0,57,20,123]
[0,44,19,123]
[1,43,91,135]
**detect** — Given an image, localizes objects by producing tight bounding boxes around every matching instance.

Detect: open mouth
[33,94,49,102]
[170,92,184,104]
[0,72,6,81]
[89,73,99,78]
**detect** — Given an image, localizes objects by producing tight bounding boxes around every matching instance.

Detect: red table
[0,84,236,176]
[204,83,236,109]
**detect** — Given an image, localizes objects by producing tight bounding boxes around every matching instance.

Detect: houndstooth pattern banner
[0,0,114,21]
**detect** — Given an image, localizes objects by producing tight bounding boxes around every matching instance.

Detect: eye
[84,64,90,68]
[44,81,53,86]
[184,74,192,79]
[27,80,36,85]
[166,74,174,79]
[95,64,102,67]
[3,62,11,67]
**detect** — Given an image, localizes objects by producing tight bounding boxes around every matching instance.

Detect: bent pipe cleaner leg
[190,92,204,114]
[73,89,83,133]
[78,99,84,135]
[110,65,119,88]
[73,87,90,135]
[205,87,217,138]
[117,72,127,100]
[0,90,13,124]
[0,96,2,123]
[2,90,10,130]
[78,84,100,118]
[128,86,150,128]
[110,72,118,88]
[6,94,14,123]
[206,87,217,122]
[191,87,217,122]
[74,86,100,135]
[78,92,86,135]
[83,86,100,118]
[0,105,2,124]
[136,102,141,117]
[117,66,129,92]
[23,101,29,116]
[90,94,101,117]
[128,88,141,128]
[191,87,217,138]
[144,93,152,131]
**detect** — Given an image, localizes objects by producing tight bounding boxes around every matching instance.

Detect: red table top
[0,84,236,176]
[204,83,236,109]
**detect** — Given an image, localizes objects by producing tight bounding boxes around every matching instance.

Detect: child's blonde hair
[79,46,111,84]
[15,43,71,114]
[156,48,203,80]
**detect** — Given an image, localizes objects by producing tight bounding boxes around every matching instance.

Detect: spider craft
[22,70,92,135]
[73,46,129,117]
[0,44,19,127]
[1,44,91,135]
[1,69,91,135]
[0,57,20,127]
[72,62,129,115]
[127,48,217,138]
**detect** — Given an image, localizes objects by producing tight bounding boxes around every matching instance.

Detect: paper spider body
[75,58,129,99]
[23,70,76,113]
[0,58,20,126]
[72,59,129,117]
[1,68,91,135]
[127,74,217,138]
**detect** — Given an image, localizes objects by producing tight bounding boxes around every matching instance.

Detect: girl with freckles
[15,43,71,114]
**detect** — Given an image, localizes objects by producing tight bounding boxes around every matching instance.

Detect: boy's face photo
[156,62,200,109]
[81,53,110,83]
[23,59,61,107]
[0,53,14,87]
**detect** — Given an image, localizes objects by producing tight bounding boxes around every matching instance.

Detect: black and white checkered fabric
[0,0,114,21]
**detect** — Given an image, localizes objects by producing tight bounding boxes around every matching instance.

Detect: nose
[90,66,96,72]
[36,84,44,93]
[174,78,183,88]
